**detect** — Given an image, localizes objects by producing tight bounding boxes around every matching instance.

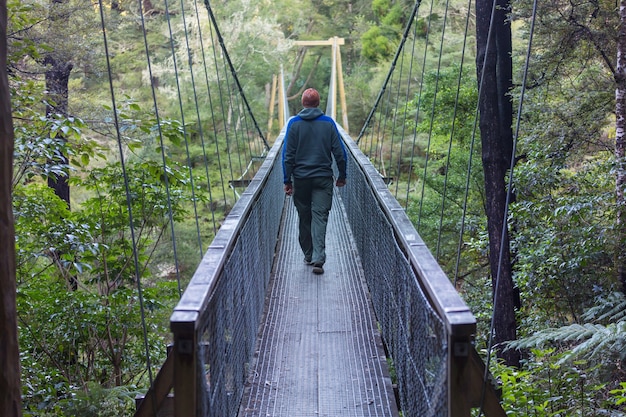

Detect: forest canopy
[3,0,626,415]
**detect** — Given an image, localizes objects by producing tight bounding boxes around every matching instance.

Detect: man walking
[282,88,347,275]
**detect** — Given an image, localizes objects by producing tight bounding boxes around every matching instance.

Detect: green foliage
[14,162,185,412]
[372,0,391,17]
[361,26,396,62]
[13,123,198,413]
[11,69,106,190]
[360,0,411,62]
[491,348,623,416]
[513,321,626,362]
[584,292,626,324]
[13,184,95,283]
[508,0,617,324]
[381,4,404,28]
[512,153,615,323]
[497,294,626,415]
[18,275,174,414]
[6,0,41,63]
[403,65,483,278]
[50,382,140,417]
[509,293,626,368]
[13,113,104,187]
[610,382,626,408]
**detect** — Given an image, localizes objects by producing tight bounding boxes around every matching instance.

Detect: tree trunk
[45,0,75,291]
[0,0,23,415]
[476,0,520,367]
[617,0,626,294]
[44,54,72,207]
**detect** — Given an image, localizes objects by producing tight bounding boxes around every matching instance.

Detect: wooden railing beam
[134,354,174,417]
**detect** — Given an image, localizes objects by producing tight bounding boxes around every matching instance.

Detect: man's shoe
[304,258,313,265]
[312,263,324,275]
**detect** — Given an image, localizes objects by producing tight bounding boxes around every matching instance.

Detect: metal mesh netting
[181,130,448,416]
[193,143,284,417]
[337,138,448,416]
[237,181,399,416]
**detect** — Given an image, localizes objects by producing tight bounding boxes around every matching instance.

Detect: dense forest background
[5,0,626,415]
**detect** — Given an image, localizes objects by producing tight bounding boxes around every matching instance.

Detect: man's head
[301,88,320,108]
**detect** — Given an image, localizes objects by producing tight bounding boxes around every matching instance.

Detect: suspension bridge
[88,0,526,415]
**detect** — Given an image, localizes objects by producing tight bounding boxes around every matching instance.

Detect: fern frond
[583,292,626,323]
[509,323,602,349]
[568,325,618,361]
[509,293,626,365]
[508,321,626,364]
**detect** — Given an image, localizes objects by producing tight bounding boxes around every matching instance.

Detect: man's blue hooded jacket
[282,107,347,184]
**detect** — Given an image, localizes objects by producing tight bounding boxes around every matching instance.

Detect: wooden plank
[294,37,345,46]
[135,395,174,417]
[134,354,175,417]
[464,349,506,417]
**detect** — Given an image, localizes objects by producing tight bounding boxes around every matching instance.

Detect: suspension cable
[377,73,395,176]
[386,33,408,190]
[403,15,424,207]
[195,3,228,222]
[432,0,453,260]
[395,19,420,200]
[97,0,154,391]
[165,0,205,258]
[136,0,184,297]
[205,4,237,202]
[355,0,423,145]
[203,0,269,151]
[452,0,476,288]
[184,0,218,238]
[415,0,437,231]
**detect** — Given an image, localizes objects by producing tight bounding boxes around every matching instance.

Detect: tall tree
[475,0,520,366]
[44,0,73,206]
[617,0,626,294]
[0,0,22,414]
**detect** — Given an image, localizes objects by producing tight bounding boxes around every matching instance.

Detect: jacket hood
[298,107,324,120]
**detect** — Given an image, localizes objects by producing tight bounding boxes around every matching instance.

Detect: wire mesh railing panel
[168,124,476,416]
[196,156,283,416]
[337,131,449,416]
[170,135,284,417]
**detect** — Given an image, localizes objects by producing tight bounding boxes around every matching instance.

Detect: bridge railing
[336,125,504,416]
[136,125,505,417]
[134,134,284,417]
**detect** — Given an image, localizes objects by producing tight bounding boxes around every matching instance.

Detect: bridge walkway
[134,127,506,417]
[239,192,399,417]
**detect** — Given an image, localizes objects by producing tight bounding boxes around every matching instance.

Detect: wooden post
[171,315,198,417]
[334,37,349,132]
[293,38,345,47]
[293,38,347,128]
[267,74,277,141]
[0,0,22,415]
[278,68,285,127]
[448,331,506,417]
[329,37,338,120]
[449,333,472,417]
[134,354,175,417]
